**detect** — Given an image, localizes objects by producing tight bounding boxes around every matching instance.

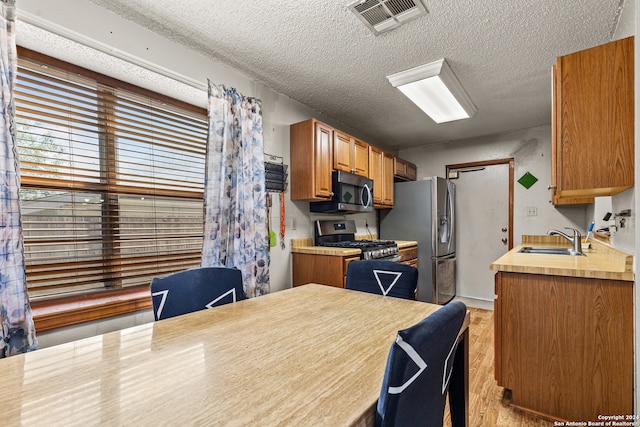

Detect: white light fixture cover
[387,59,477,123]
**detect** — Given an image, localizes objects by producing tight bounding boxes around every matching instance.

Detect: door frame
[445,158,514,249]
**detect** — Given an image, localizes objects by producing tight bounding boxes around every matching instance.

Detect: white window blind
[16,49,208,298]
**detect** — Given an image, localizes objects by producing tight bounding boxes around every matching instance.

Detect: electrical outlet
[291,217,297,230]
[526,207,538,217]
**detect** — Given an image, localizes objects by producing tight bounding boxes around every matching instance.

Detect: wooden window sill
[31,286,153,333]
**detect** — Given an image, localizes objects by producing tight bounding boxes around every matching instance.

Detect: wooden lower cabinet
[292,245,418,289]
[292,254,360,288]
[494,272,633,421]
[398,245,418,268]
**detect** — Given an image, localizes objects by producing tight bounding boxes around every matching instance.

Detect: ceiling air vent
[348,0,428,35]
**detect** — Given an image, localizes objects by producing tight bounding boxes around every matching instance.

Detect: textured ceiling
[85,0,625,149]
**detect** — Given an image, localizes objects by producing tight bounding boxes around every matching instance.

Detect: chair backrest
[376,301,467,427]
[345,260,418,300]
[150,267,245,321]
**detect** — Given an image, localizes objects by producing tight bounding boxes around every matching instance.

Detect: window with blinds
[16,51,208,299]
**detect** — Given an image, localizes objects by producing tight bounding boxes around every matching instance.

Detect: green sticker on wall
[518,172,538,189]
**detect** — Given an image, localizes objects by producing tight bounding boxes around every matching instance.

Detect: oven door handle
[384,254,402,262]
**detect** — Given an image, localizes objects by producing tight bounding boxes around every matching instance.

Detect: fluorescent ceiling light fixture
[387,59,477,123]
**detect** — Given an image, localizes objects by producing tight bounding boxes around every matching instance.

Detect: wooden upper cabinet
[333,131,369,177]
[394,157,417,181]
[291,118,398,205]
[290,119,333,201]
[369,146,383,206]
[333,131,352,173]
[382,152,394,206]
[368,146,394,208]
[551,36,634,205]
[353,139,369,177]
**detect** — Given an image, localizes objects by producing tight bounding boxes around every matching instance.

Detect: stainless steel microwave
[309,171,373,213]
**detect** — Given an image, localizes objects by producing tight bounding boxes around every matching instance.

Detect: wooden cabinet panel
[290,119,333,201]
[393,157,417,181]
[314,123,333,198]
[353,138,369,177]
[334,131,369,177]
[394,157,406,177]
[551,36,634,204]
[404,162,417,181]
[369,147,394,208]
[333,130,352,173]
[495,271,632,421]
[292,253,344,287]
[382,153,394,206]
[397,246,417,263]
[292,253,359,288]
[369,146,384,206]
[293,248,417,289]
[493,273,501,384]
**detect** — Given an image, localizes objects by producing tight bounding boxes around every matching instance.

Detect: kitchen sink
[517,246,584,256]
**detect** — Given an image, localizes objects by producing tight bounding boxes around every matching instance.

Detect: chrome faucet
[547,227,582,254]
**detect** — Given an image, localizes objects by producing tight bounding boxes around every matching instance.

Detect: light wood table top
[0,284,467,426]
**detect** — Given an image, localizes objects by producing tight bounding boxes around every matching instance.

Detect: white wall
[399,126,587,243]
[609,190,636,253]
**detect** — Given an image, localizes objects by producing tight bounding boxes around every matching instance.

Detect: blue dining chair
[345,260,418,300]
[150,267,246,321]
[376,301,467,427]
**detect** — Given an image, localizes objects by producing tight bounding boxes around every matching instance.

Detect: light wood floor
[443,307,552,427]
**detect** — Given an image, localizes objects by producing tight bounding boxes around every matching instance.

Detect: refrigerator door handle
[446,180,455,250]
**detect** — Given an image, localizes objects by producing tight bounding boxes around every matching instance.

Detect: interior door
[452,163,510,301]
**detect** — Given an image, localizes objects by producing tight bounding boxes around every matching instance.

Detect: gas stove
[314,220,399,261]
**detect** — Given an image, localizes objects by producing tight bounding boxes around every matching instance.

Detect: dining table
[0,283,469,426]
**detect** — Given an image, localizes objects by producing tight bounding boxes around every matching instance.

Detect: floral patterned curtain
[201,82,269,298]
[0,0,38,357]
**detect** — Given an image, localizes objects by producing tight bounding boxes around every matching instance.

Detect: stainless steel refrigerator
[380,177,456,304]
